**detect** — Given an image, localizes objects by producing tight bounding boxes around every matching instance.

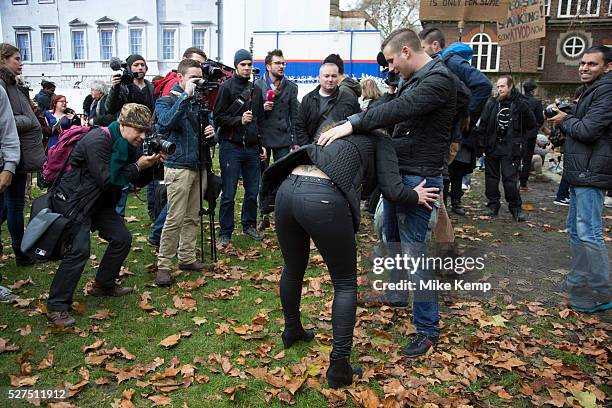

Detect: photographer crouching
[154,59,215,286]
[46,104,164,327]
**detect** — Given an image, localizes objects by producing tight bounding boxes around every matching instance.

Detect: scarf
[264,72,286,91]
[108,121,130,187]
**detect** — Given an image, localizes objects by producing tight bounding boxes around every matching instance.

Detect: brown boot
[87,281,134,297]
[46,310,76,327]
[155,269,172,286]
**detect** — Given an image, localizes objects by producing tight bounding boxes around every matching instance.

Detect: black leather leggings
[275,174,356,359]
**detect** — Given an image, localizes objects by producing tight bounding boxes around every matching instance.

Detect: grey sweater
[0,84,20,173]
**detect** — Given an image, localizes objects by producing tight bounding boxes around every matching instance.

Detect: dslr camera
[544,100,573,118]
[143,135,176,156]
[109,57,138,86]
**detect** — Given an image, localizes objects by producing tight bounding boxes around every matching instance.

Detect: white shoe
[461,183,470,192]
[605,196,612,209]
[0,285,18,303]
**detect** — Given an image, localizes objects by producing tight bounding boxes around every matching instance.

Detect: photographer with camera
[254,49,299,230]
[154,59,215,286]
[213,49,266,248]
[46,104,164,327]
[548,45,612,313]
[106,55,154,114]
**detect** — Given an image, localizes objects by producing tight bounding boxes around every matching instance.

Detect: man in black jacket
[519,79,544,190]
[295,62,360,145]
[255,49,299,230]
[46,104,164,327]
[213,49,266,248]
[319,28,456,358]
[105,54,154,114]
[34,80,55,111]
[549,45,612,313]
[474,76,536,221]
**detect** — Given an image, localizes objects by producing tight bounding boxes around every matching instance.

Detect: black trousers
[275,175,356,359]
[447,160,472,205]
[47,205,132,311]
[520,137,537,186]
[485,154,522,211]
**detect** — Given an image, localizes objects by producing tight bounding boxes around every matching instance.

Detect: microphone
[109,57,122,71]
[266,89,276,102]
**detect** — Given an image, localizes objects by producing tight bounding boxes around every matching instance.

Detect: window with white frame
[162,29,176,60]
[12,0,27,4]
[15,32,31,62]
[100,30,114,60]
[41,31,57,62]
[562,36,586,58]
[193,28,206,51]
[537,46,546,70]
[38,0,55,3]
[71,30,85,60]
[580,0,600,15]
[129,29,143,56]
[470,33,499,72]
[544,0,551,15]
[558,0,579,16]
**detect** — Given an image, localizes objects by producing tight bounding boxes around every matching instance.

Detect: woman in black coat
[260,127,439,388]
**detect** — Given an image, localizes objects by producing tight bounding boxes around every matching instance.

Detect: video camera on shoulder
[109,57,139,86]
[544,100,573,118]
[377,51,399,87]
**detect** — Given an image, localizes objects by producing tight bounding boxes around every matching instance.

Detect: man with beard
[474,76,535,221]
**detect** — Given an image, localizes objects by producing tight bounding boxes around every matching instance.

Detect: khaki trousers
[157,167,207,270]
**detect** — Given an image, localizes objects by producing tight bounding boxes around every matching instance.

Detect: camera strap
[228,84,254,117]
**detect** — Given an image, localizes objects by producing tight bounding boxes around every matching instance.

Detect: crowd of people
[0,27,610,389]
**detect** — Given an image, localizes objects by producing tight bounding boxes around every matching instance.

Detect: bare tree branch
[357,0,421,37]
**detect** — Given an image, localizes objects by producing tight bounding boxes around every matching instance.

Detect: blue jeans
[149,203,167,244]
[0,172,27,258]
[383,175,443,338]
[115,186,129,217]
[566,186,611,308]
[218,141,261,238]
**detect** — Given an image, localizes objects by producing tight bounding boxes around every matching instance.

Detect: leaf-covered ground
[0,169,610,407]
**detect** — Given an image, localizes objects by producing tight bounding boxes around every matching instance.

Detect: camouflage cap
[118,103,152,132]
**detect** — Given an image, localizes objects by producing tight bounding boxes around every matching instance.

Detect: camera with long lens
[109,57,137,86]
[194,60,229,92]
[143,136,176,156]
[377,51,399,87]
[544,100,573,118]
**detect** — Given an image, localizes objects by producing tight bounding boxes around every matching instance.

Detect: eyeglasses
[272,61,287,66]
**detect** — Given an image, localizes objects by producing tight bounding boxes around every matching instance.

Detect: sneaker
[605,196,612,209]
[553,198,570,206]
[87,282,134,297]
[178,261,212,272]
[217,235,230,249]
[244,226,264,241]
[46,310,76,327]
[147,238,160,247]
[0,285,18,303]
[461,183,470,192]
[257,215,270,231]
[483,207,499,216]
[357,291,409,308]
[401,332,438,357]
[450,206,466,216]
[571,302,612,313]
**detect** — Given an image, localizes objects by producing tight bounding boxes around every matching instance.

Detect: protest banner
[497,0,546,45]
[419,0,510,21]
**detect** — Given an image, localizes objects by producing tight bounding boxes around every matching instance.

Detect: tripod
[195,100,218,263]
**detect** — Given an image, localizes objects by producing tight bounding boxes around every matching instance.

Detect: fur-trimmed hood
[0,65,17,86]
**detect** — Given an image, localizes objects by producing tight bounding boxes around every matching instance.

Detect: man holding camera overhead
[106,54,155,115]
[154,59,215,286]
[213,49,266,248]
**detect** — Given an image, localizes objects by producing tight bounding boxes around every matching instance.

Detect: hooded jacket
[339,76,362,98]
[0,65,45,172]
[347,58,457,177]
[560,71,612,189]
[295,85,360,145]
[34,89,52,111]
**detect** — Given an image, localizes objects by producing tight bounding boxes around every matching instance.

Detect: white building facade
[0,0,334,88]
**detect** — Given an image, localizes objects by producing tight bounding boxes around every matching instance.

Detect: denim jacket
[155,83,204,170]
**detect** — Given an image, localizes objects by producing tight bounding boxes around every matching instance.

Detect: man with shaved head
[294,62,359,145]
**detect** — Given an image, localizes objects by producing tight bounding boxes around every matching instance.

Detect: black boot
[510,208,525,222]
[281,327,315,349]
[326,356,362,389]
[450,199,466,215]
[483,206,499,216]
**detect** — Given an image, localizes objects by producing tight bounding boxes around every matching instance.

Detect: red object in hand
[266,89,276,102]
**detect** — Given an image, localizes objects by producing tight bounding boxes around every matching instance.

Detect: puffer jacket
[348,58,457,177]
[560,72,612,189]
[0,66,45,172]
